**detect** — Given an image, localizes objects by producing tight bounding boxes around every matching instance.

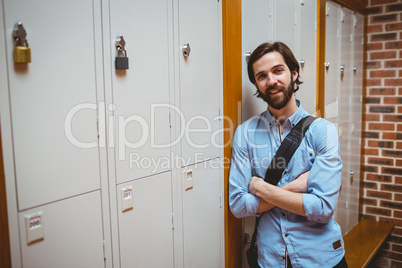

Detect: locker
[178,0,222,165]
[274,0,297,53]
[296,0,317,115]
[18,191,104,268]
[109,0,172,183]
[182,159,222,268]
[117,173,174,268]
[324,1,341,124]
[242,0,272,121]
[3,0,102,210]
[348,12,365,232]
[326,2,364,235]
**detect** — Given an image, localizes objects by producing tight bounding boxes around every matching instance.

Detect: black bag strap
[264,115,316,185]
[249,115,316,250]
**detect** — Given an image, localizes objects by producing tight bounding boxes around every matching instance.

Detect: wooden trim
[359,14,368,221]
[332,0,367,15]
[0,126,11,268]
[222,0,243,267]
[316,0,326,117]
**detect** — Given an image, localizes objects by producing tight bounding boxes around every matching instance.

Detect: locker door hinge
[326,4,330,16]
[96,117,100,140]
[103,240,106,261]
[269,3,272,17]
[219,107,222,120]
[172,213,175,230]
[169,112,172,128]
[220,194,223,208]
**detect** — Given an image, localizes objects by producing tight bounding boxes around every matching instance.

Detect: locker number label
[29,216,42,229]
[123,189,132,199]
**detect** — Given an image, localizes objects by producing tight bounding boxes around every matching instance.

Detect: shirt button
[285,234,289,237]
[309,152,313,157]
[282,212,286,216]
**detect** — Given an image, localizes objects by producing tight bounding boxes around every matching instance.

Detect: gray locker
[242,0,272,121]
[274,0,297,53]
[18,191,104,268]
[117,172,174,268]
[325,2,364,235]
[324,1,341,124]
[2,0,102,210]
[178,0,221,165]
[109,0,172,184]
[296,0,317,115]
[182,159,222,268]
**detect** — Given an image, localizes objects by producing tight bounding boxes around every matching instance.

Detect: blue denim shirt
[229,101,345,268]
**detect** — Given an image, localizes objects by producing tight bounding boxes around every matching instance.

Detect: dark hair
[247,42,302,93]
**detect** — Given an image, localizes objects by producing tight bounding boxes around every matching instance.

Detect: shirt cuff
[302,193,316,221]
[245,193,261,216]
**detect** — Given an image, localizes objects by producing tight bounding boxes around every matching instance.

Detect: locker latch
[349,170,354,185]
[182,43,191,57]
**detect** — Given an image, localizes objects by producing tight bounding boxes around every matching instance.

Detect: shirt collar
[264,99,307,128]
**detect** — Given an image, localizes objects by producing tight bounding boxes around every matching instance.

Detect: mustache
[267,85,286,91]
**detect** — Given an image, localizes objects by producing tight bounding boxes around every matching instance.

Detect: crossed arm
[250,171,310,215]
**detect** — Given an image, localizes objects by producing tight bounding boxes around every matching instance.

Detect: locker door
[348,12,364,232]
[3,0,101,210]
[18,191,104,268]
[178,0,221,165]
[324,1,341,125]
[339,8,354,234]
[117,173,174,268]
[182,160,222,267]
[242,0,272,121]
[274,0,297,54]
[297,0,317,115]
[109,0,172,183]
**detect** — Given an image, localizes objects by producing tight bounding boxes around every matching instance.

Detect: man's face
[252,51,298,110]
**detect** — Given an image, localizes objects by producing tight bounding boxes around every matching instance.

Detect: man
[229,42,347,267]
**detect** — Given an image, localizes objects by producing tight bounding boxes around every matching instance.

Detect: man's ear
[292,69,298,82]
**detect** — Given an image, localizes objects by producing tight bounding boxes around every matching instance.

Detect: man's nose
[267,74,277,87]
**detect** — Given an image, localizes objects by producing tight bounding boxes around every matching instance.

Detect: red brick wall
[363,0,402,267]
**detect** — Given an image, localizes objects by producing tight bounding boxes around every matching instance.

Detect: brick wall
[363,0,402,267]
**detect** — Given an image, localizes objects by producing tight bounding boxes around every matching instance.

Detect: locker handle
[340,65,345,73]
[349,170,354,185]
[299,59,305,68]
[325,62,330,70]
[182,43,191,57]
[245,51,251,63]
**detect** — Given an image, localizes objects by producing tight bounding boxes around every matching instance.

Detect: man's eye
[274,69,283,74]
[257,74,266,80]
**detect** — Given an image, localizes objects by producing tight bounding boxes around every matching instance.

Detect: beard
[258,79,295,110]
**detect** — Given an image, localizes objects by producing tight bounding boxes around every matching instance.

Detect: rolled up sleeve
[229,125,261,218]
[303,122,343,223]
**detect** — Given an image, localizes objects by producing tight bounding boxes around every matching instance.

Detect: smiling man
[229,42,347,268]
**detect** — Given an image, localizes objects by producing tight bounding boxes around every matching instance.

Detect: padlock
[14,42,31,63]
[115,47,129,70]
